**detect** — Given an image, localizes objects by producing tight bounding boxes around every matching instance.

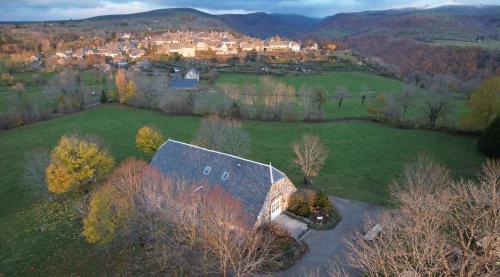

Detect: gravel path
[277,196,386,276]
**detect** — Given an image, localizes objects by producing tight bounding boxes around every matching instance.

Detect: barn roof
[150,139,286,223]
[169,79,199,90]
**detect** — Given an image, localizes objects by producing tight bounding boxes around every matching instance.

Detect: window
[203,166,211,175]
[221,172,230,181]
[271,199,280,213]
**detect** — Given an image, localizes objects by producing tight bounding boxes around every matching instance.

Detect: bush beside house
[287,189,340,230]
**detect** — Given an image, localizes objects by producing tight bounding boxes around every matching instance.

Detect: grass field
[215,72,468,122]
[0,104,485,275]
[430,39,500,51]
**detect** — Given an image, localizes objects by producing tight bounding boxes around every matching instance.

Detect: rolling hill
[309,5,500,41]
[42,5,500,43]
[218,12,320,38]
[76,8,232,32]
[2,5,499,80]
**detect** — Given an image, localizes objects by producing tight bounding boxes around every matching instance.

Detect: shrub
[157,92,193,115]
[478,117,500,158]
[287,189,316,218]
[135,126,164,154]
[100,90,108,104]
[313,191,333,217]
[288,192,311,217]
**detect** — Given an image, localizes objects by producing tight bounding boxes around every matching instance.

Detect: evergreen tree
[478,117,500,158]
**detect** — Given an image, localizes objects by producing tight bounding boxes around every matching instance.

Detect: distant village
[51,31,320,69]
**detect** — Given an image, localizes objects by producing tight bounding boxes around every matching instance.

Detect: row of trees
[114,71,329,122]
[367,76,499,129]
[367,82,456,127]
[216,77,327,121]
[0,69,111,130]
[4,67,492,132]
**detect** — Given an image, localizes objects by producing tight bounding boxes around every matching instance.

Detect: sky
[1,0,499,21]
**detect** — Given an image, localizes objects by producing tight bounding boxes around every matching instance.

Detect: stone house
[196,40,209,51]
[150,139,297,227]
[128,48,146,59]
[169,43,196,58]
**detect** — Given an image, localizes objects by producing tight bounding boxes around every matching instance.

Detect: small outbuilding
[150,139,297,226]
[185,68,200,81]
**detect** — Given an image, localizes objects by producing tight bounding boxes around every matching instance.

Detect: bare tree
[193,115,251,157]
[293,134,329,184]
[301,85,314,120]
[220,83,242,103]
[23,149,53,200]
[346,158,500,277]
[429,74,459,94]
[398,84,416,117]
[10,82,25,97]
[335,86,347,108]
[157,91,193,115]
[383,94,403,124]
[133,175,275,276]
[43,69,84,113]
[422,91,452,127]
[360,86,370,106]
[260,76,295,120]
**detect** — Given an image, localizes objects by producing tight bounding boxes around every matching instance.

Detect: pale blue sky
[1,0,499,21]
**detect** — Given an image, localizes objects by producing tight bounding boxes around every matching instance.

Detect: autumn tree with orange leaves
[115,70,136,104]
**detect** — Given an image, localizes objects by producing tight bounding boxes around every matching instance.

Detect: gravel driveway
[277,196,386,276]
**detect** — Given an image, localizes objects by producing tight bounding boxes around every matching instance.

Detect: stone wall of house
[255,177,297,226]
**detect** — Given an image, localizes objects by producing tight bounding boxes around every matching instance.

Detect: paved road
[278,196,386,277]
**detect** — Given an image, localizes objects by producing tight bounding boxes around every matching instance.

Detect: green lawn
[216,71,404,97]
[0,104,485,275]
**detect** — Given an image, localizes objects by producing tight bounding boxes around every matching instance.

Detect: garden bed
[286,189,342,230]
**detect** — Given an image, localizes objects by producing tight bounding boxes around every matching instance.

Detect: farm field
[0,104,485,275]
[215,72,469,123]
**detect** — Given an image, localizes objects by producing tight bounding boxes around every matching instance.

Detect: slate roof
[169,79,199,90]
[150,139,286,223]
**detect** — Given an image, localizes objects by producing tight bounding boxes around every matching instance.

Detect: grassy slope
[216,71,404,96]
[0,105,484,275]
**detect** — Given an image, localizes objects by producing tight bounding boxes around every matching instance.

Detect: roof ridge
[162,139,285,175]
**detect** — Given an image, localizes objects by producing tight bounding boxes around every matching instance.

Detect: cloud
[1,0,499,21]
[1,1,164,21]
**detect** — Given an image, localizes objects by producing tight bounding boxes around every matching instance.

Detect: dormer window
[203,166,211,175]
[221,172,230,181]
